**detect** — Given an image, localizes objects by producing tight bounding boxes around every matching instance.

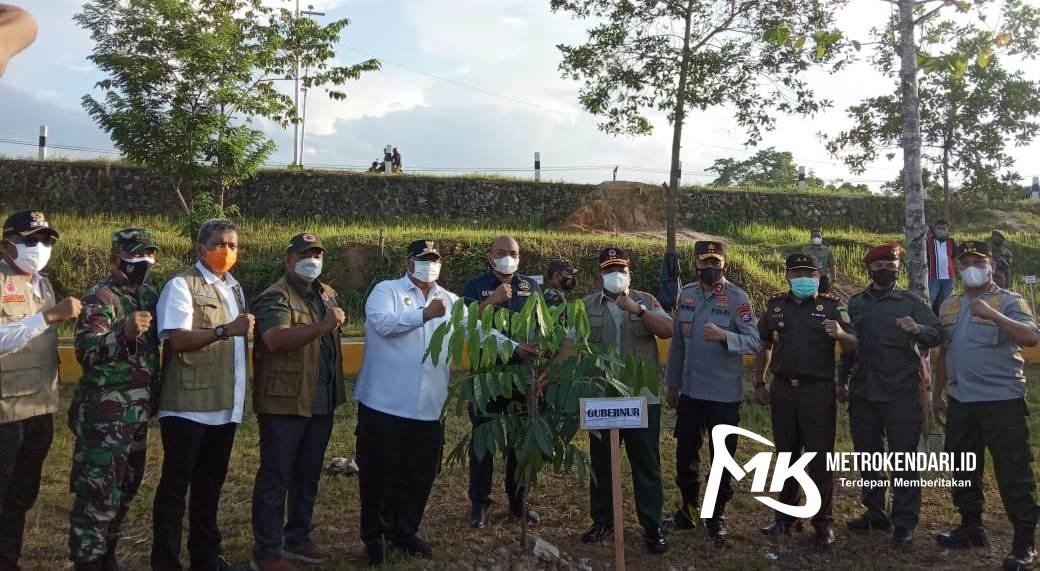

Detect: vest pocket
[266,361,302,397]
[967,319,1000,346]
[195,300,224,329]
[588,314,604,343]
[0,353,42,397]
[177,351,215,390]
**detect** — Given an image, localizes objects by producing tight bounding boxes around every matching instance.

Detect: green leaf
[467,301,480,334]
[424,321,450,365]
[976,48,991,69]
[952,55,968,79]
[481,334,499,370]
[449,329,466,366]
[793,35,807,49]
[494,306,508,333]
[816,44,826,60]
[481,303,496,332]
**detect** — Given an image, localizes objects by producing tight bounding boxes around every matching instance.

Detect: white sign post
[1025,275,1037,317]
[580,396,649,571]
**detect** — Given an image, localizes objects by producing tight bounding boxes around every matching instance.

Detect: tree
[76,0,379,212]
[551,0,849,254]
[827,1,1040,217]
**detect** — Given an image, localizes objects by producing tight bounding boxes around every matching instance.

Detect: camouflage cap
[111,227,158,254]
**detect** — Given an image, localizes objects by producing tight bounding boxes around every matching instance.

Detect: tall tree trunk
[666,0,695,254]
[173,178,190,213]
[898,0,928,301]
[942,141,951,223]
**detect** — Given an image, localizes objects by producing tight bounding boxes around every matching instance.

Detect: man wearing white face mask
[250,232,346,571]
[802,228,836,294]
[933,240,1039,570]
[0,210,82,571]
[461,235,541,528]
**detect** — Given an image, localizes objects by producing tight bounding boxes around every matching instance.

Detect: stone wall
[1,158,970,231]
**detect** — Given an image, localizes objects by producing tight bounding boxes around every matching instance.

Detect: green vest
[252,277,345,417]
[157,267,238,412]
[0,262,58,423]
[583,289,660,367]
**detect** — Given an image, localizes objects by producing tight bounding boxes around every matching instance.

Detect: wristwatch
[214,324,229,340]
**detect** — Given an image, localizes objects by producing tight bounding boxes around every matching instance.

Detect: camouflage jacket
[70,276,160,429]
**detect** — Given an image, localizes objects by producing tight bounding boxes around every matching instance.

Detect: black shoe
[663,507,697,530]
[469,501,489,529]
[645,527,668,554]
[392,535,433,559]
[509,502,540,524]
[705,517,729,541]
[365,541,385,567]
[582,522,613,544]
[846,514,891,532]
[1004,545,1036,570]
[760,520,793,537]
[892,527,913,547]
[814,525,836,550]
[937,523,988,549]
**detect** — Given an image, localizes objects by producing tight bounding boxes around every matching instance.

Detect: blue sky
[3,0,1038,189]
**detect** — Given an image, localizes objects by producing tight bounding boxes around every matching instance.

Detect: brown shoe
[251,557,300,571]
[283,542,329,566]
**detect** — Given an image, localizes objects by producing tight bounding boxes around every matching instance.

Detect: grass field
[19,369,1040,570]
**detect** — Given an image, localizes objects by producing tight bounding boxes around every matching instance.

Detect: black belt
[773,374,833,387]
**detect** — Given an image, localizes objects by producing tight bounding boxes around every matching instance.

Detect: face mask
[602,271,630,294]
[11,243,52,274]
[492,256,518,275]
[411,260,441,283]
[870,268,898,289]
[560,276,576,291]
[811,237,823,246]
[698,266,722,285]
[294,258,322,281]
[201,246,237,274]
[790,277,819,299]
[960,266,990,288]
[934,230,948,240]
[120,256,155,285]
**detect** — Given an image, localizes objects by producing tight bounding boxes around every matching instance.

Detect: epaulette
[768,292,787,301]
[818,292,841,301]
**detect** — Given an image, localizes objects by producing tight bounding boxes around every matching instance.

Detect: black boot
[814,523,836,551]
[760,518,793,537]
[663,505,697,530]
[1004,526,1036,571]
[705,516,729,541]
[581,522,613,544]
[846,512,891,532]
[644,527,668,554]
[468,501,489,529]
[937,513,988,549]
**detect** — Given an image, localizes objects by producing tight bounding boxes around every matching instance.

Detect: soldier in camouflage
[542,258,578,307]
[68,228,160,571]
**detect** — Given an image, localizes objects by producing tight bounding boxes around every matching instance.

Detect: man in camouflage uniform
[542,258,578,307]
[68,228,160,571]
[988,231,1014,289]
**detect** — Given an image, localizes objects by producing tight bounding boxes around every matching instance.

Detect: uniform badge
[816,304,824,311]
[303,233,317,242]
[716,295,729,307]
[682,296,694,305]
[3,283,16,295]
[839,309,851,323]
[713,282,724,295]
[773,306,782,313]
[517,280,531,291]
[1,295,25,304]
[404,297,413,306]
[737,302,752,323]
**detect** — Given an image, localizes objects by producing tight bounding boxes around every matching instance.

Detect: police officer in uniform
[933,240,1039,570]
[542,258,578,307]
[578,247,672,554]
[664,241,760,540]
[461,236,541,528]
[840,242,941,546]
[755,253,858,550]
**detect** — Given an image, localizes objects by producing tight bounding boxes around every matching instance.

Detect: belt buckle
[790,378,801,387]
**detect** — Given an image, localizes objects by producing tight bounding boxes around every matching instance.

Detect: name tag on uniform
[716,295,729,307]
[1,295,25,304]
[192,289,220,300]
[517,290,531,297]
[481,290,495,298]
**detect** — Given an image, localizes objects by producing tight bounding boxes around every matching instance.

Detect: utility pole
[293,2,324,167]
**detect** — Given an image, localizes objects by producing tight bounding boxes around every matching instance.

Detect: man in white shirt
[151,219,254,571]
[928,219,957,315]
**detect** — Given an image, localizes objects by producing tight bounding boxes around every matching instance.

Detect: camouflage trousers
[68,421,148,563]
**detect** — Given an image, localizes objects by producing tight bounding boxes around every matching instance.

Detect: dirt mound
[555,181,666,233]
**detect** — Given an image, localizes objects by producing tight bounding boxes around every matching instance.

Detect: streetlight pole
[293,2,324,168]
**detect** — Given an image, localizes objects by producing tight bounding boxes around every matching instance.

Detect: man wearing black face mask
[543,258,578,307]
[839,242,941,548]
[68,228,160,571]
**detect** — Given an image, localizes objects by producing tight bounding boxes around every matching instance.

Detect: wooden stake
[610,428,625,571]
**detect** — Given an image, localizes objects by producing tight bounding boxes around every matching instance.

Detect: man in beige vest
[249,233,345,571]
[151,219,254,571]
[579,246,673,554]
[0,210,81,571]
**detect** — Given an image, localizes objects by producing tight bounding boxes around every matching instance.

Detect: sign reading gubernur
[580,396,649,430]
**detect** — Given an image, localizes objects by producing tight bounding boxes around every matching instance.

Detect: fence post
[37,126,47,161]
[798,165,806,192]
[613,166,618,181]
[534,152,541,182]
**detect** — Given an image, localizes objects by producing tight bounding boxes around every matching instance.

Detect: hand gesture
[423,298,446,322]
[970,297,1001,322]
[754,385,770,406]
[487,282,513,306]
[666,387,680,409]
[823,319,842,339]
[44,296,82,324]
[703,323,727,342]
[895,316,921,336]
[836,385,849,403]
[322,306,346,332]
[123,311,152,340]
[226,313,255,337]
[615,294,641,315]
[932,395,947,427]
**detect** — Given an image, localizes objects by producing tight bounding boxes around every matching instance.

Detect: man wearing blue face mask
[753,253,857,551]
[249,232,345,571]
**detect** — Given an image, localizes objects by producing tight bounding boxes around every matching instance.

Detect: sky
[2,0,1039,189]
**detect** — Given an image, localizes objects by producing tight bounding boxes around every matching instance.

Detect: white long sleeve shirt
[355,275,461,421]
[0,273,52,355]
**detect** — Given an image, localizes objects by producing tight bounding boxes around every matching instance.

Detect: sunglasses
[16,235,57,247]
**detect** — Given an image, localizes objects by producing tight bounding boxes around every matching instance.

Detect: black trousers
[770,378,836,526]
[0,414,54,567]
[849,395,922,530]
[252,413,334,561]
[674,396,741,516]
[946,397,1038,531]
[356,404,442,546]
[151,417,237,571]
[468,404,522,507]
[589,404,664,530]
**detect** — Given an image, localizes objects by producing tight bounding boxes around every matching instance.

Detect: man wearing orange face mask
[151,219,254,571]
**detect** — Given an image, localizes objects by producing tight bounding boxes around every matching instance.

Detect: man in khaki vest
[579,246,673,554]
[0,210,81,571]
[152,219,254,571]
[249,233,345,571]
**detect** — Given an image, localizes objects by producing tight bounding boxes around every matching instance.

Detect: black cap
[112,228,158,254]
[286,232,325,255]
[694,240,725,261]
[956,240,991,259]
[598,246,629,269]
[407,239,441,260]
[3,210,59,240]
[547,258,578,276]
[785,253,818,271]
